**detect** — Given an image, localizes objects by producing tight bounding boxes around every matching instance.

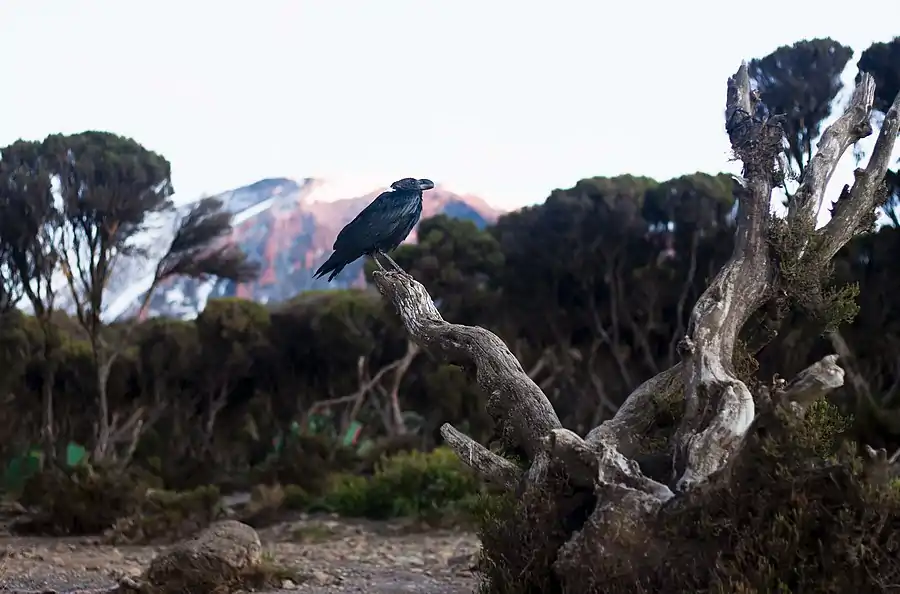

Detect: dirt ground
[0,514,481,593]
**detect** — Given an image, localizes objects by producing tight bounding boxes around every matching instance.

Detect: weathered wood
[372,62,900,580]
[440,423,523,490]
[664,65,897,492]
[777,354,845,415]
[374,270,668,498]
[789,75,875,230]
[585,363,682,457]
[819,82,900,260]
[671,63,779,491]
[373,271,561,463]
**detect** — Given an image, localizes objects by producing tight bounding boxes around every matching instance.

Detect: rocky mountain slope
[93,177,501,320]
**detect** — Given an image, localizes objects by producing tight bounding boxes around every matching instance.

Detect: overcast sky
[1,1,897,213]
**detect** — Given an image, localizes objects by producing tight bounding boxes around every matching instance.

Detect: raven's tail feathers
[313,252,346,282]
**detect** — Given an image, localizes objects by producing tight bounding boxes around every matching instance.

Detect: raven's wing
[332,191,414,251]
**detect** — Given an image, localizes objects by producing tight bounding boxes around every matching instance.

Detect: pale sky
[1,1,897,212]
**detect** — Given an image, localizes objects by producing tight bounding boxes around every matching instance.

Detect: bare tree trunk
[203,386,228,453]
[385,340,420,436]
[371,64,900,588]
[40,361,56,463]
[667,230,699,367]
[92,344,115,462]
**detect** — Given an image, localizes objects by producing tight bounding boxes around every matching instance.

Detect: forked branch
[372,63,899,506]
[372,271,561,460]
[374,270,672,502]
[664,64,895,492]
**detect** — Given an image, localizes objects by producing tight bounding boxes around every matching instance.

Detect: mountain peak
[57,176,505,322]
[301,176,389,204]
[244,177,303,194]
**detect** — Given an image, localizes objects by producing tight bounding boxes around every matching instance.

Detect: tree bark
[372,62,900,586]
[40,362,56,463]
[92,344,114,462]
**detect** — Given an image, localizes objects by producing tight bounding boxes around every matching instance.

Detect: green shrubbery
[108,485,224,544]
[12,463,225,542]
[319,447,482,522]
[15,464,159,535]
[475,400,900,594]
[7,444,483,540]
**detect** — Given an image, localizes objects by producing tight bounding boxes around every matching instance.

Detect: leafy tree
[0,139,65,456]
[388,215,505,325]
[749,38,854,175]
[134,319,201,426]
[275,290,413,436]
[194,298,271,455]
[493,176,666,428]
[35,132,259,462]
[857,37,900,225]
[857,36,900,115]
[142,197,260,318]
[0,240,21,313]
[35,131,174,461]
[0,310,39,456]
[642,173,736,364]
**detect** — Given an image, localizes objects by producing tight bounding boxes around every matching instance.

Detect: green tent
[2,442,88,492]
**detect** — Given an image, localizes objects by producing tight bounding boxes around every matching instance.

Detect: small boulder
[140,520,262,592]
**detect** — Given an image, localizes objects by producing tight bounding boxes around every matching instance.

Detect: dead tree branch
[373,63,899,529]
[373,271,561,460]
[440,423,522,490]
[819,84,900,260]
[663,64,894,492]
[775,354,845,416]
[374,270,673,504]
[666,63,780,492]
[584,364,682,458]
[379,339,420,435]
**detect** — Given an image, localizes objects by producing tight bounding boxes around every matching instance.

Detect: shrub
[477,400,900,594]
[15,464,157,535]
[320,446,481,521]
[476,473,595,594]
[251,434,357,496]
[13,464,226,542]
[108,485,224,544]
[283,484,311,509]
[355,434,422,475]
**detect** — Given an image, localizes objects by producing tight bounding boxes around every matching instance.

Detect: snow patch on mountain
[37,176,502,322]
[101,194,284,322]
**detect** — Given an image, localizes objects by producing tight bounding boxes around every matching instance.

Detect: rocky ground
[0,514,481,593]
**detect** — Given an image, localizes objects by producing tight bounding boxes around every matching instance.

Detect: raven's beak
[417,179,435,191]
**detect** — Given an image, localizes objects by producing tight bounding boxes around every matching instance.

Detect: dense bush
[3,176,900,495]
[15,465,161,535]
[12,464,224,542]
[320,447,482,522]
[8,446,483,538]
[475,401,900,594]
[250,434,358,496]
[108,485,224,544]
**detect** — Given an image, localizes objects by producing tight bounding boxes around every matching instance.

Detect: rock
[310,569,337,585]
[140,520,262,592]
[447,551,478,570]
[0,499,26,516]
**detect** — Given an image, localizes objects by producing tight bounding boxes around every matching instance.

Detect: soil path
[0,515,480,594]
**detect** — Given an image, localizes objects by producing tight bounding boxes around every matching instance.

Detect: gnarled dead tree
[373,62,900,590]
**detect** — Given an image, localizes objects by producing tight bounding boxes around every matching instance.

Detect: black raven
[313,177,435,282]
